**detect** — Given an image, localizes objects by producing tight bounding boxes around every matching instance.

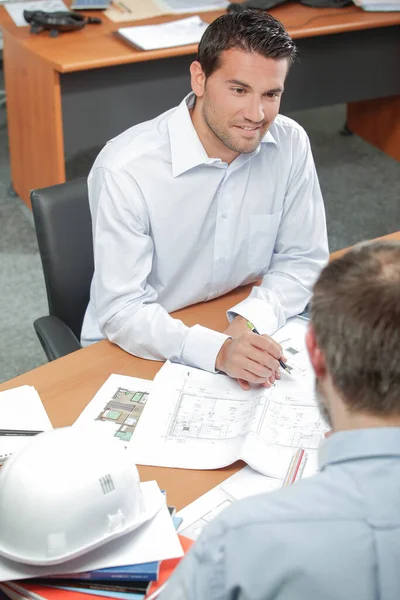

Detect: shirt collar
[318,428,400,471]
[168,92,277,178]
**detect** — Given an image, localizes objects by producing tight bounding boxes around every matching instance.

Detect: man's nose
[243,96,264,123]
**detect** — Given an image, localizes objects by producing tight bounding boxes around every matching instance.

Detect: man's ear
[190,61,206,98]
[306,325,327,379]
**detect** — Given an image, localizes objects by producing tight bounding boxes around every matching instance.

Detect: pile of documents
[353,0,400,11]
[0,490,189,600]
[0,386,188,599]
[72,317,327,536]
[116,15,208,51]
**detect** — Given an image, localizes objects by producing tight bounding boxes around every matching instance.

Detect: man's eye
[233,88,246,95]
[266,92,279,99]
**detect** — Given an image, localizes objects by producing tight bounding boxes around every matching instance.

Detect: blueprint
[74,374,152,449]
[130,319,328,477]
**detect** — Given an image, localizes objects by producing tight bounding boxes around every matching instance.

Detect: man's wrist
[215,338,232,372]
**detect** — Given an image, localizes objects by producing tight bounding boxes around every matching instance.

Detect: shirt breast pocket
[248,211,283,273]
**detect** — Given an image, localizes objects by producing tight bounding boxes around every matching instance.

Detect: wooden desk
[1,4,399,207]
[0,230,399,508]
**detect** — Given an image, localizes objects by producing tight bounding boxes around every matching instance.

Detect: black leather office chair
[31,178,94,361]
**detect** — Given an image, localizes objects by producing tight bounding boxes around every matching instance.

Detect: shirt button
[219,257,226,265]
[221,212,228,219]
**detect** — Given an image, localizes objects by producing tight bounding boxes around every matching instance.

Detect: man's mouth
[235,125,261,131]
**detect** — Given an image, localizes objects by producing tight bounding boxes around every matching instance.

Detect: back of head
[197,9,297,78]
[311,241,400,416]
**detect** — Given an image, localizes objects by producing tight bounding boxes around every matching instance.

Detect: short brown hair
[196,10,297,78]
[311,241,400,416]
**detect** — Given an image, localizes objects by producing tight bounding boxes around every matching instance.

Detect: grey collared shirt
[162,428,400,600]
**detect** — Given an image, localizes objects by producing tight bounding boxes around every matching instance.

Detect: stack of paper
[353,0,400,11]
[116,15,209,51]
[0,385,53,465]
[3,1,69,27]
[0,482,184,599]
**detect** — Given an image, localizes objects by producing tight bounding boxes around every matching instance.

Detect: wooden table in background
[0,231,399,509]
[0,3,399,207]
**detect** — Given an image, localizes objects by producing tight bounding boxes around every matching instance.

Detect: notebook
[116,15,208,51]
[0,386,53,465]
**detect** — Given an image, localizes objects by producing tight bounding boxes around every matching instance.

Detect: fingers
[251,333,282,360]
[216,333,285,387]
[237,378,250,391]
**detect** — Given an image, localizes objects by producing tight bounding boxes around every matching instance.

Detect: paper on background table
[0,481,183,582]
[105,0,228,23]
[105,0,165,24]
[116,16,208,50]
[130,318,328,477]
[157,0,229,13]
[0,386,53,464]
[4,0,69,26]
[74,374,152,451]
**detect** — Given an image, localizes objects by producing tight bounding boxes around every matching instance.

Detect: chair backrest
[31,178,94,340]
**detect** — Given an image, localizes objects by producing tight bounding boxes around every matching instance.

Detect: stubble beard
[202,101,263,156]
[315,379,333,429]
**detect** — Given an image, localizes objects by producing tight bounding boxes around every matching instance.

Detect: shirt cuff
[181,324,230,373]
[227,297,280,336]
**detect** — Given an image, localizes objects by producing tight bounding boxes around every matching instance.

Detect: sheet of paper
[105,0,165,24]
[157,0,229,13]
[0,481,183,582]
[74,374,152,450]
[177,466,284,540]
[4,0,69,27]
[105,0,228,23]
[0,386,53,464]
[117,16,208,51]
[130,318,328,476]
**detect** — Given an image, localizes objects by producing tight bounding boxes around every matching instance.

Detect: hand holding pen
[216,316,287,390]
[246,321,292,375]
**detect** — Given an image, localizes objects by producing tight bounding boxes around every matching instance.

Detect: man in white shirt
[81,10,328,388]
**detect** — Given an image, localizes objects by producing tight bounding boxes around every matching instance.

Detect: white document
[130,319,328,477]
[0,386,53,465]
[177,466,284,540]
[157,0,229,13]
[117,16,208,51]
[0,481,183,582]
[74,374,152,450]
[4,0,69,27]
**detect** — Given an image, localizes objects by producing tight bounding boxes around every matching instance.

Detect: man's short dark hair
[196,10,297,78]
[311,241,400,416]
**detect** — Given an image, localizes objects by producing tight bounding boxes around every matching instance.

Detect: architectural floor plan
[130,319,328,477]
[74,374,152,448]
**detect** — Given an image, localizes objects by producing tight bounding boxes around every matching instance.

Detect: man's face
[193,48,288,160]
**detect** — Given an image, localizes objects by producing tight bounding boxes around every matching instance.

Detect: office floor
[0,64,399,383]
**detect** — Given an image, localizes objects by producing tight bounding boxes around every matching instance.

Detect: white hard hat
[0,425,158,566]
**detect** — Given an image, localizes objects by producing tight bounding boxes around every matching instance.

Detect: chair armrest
[34,316,82,361]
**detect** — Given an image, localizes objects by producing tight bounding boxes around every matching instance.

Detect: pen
[0,429,43,436]
[246,321,292,373]
[117,1,132,12]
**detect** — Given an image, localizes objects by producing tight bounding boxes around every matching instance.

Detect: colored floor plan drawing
[96,387,149,442]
